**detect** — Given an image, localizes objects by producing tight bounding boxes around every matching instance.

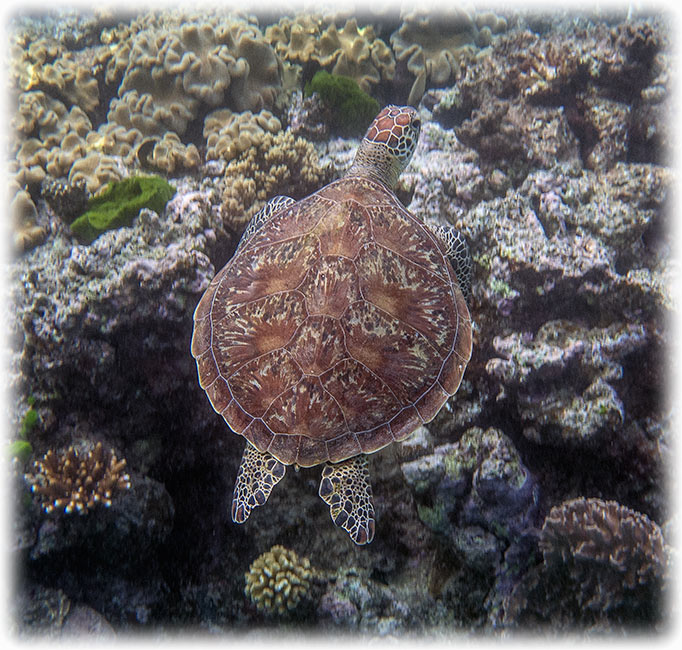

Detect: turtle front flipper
[231,443,286,523]
[319,456,375,545]
[430,224,472,305]
[237,195,295,252]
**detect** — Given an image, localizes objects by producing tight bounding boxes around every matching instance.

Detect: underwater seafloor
[5,2,675,638]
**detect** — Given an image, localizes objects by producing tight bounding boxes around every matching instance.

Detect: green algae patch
[71,176,176,244]
[304,70,380,137]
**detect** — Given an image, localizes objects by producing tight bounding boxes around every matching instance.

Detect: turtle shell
[191,176,472,467]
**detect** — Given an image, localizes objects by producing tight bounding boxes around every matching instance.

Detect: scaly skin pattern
[348,105,421,190]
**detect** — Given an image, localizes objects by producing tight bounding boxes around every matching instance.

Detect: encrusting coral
[244,545,313,615]
[541,498,666,596]
[24,442,131,515]
[503,497,667,626]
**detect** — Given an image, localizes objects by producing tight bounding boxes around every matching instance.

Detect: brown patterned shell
[191,176,472,467]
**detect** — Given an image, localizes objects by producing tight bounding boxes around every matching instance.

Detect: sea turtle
[191,105,472,545]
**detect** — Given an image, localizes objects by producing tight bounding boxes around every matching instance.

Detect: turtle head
[347,105,421,190]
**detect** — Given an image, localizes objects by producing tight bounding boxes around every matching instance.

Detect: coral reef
[220,128,331,230]
[106,18,282,136]
[401,427,537,539]
[244,545,313,615]
[9,11,284,242]
[391,7,505,104]
[70,175,176,244]
[10,184,48,253]
[8,7,670,637]
[204,108,282,163]
[487,320,647,446]
[25,443,131,514]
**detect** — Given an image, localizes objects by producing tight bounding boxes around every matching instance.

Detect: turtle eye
[413,118,421,129]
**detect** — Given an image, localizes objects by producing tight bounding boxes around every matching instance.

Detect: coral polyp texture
[24,443,131,515]
[244,545,313,615]
[220,128,331,229]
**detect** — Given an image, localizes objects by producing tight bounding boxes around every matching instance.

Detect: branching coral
[221,128,331,230]
[244,545,313,615]
[25,442,131,514]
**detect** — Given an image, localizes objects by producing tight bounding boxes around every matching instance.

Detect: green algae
[71,175,176,244]
[304,70,380,137]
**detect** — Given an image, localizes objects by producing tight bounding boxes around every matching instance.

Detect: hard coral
[25,442,131,514]
[541,498,666,596]
[221,128,331,231]
[504,497,667,627]
[244,545,313,615]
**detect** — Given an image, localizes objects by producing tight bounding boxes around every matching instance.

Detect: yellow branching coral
[25,442,131,515]
[245,545,313,615]
[221,128,331,230]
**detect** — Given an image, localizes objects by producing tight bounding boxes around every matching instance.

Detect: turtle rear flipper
[231,443,286,523]
[319,456,375,545]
